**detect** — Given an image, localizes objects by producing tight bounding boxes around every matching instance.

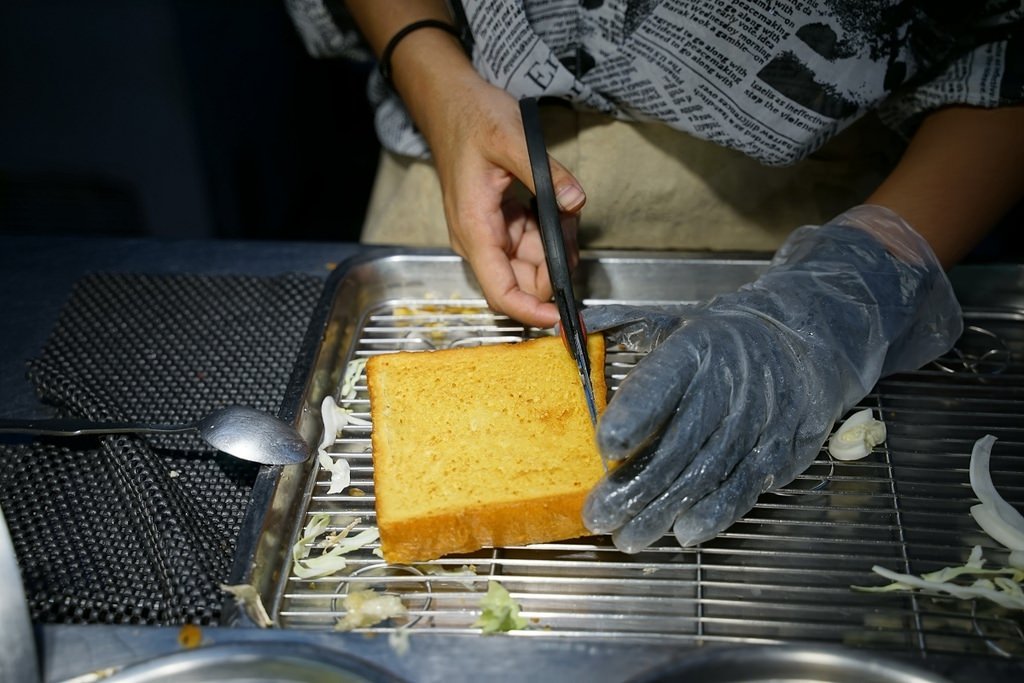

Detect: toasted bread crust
[367,334,607,564]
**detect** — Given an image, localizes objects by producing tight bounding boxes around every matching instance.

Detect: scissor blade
[556,290,599,427]
[520,97,607,472]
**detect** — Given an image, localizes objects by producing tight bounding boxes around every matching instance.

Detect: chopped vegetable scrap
[828,408,886,461]
[388,629,412,656]
[317,358,371,494]
[177,623,203,649]
[852,546,1024,610]
[473,581,528,634]
[335,589,408,631]
[416,563,479,589]
[220,583,274,628]
[319,395,369,451]
[969,435,1024,551]
[290,513,379,580]
[853,435,1024,610]
[340,357,369,402]
[318,449,350,494]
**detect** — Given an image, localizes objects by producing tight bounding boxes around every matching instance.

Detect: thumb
[547,155,586,213]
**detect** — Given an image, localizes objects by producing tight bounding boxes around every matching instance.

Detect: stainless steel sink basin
[101,642,406,683]
[627,645,952,683]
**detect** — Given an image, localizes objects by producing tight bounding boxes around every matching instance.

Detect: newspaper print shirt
[286,0,1024,166]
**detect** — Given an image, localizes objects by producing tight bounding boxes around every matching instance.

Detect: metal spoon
[0,405,310,466]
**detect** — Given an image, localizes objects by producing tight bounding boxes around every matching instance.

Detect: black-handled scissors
[518,97,601,436]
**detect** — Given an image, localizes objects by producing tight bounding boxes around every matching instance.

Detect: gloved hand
[582,205,963,552]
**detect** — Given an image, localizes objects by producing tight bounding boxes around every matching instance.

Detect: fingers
[455,221,561,327]
[605,382,766,551]
[446,177,559,327]
[465,240,561,328]
[591,321,773,553]
[583,373,729,533]
[596,329,702,460]
[671,447,780,547]
[441,105,587,328]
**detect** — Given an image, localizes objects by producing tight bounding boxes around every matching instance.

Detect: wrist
[379,20,464,89]
[389,27,479,122]
[761,211,962,389]
[829,204,945,271]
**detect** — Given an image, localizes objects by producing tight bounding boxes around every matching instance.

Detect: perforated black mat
[0,272,322,625]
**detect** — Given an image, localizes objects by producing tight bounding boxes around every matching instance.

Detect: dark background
[0,0,379,242]
[0,1,1020,260]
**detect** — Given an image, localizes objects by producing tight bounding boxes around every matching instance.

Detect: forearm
[342,1,452,54]
[866,105,1024,268]
[343,1,480,145]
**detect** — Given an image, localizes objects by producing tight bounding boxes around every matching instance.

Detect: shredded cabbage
[292,513,332,563]
[290,514,379,580]
[972,503,1024,552]
[473,581,528,634]
[852,546,1024,611]
[291,547,349,580]
[340,357,368,403]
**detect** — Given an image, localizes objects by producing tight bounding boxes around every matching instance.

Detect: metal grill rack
[277,298,1023,660]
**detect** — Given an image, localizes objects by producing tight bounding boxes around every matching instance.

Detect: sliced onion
[828,408,886,461]
[319,395,340,455]
[969,435,1024,552]
[318,451,351,494]
[1010,550,1024,570]
[971,503,1024,552]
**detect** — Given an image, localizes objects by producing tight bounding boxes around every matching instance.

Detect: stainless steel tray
[229,250,1024,664]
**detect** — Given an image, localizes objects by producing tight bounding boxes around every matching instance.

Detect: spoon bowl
[0,405,311,466]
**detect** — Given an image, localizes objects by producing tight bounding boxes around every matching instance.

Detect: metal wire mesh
[278,300,1024,659]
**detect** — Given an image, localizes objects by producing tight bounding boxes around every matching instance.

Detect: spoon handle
[0,418,192,437]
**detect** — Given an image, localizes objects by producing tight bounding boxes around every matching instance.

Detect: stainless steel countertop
[3,235,1023,683]
[36,624,1024,683]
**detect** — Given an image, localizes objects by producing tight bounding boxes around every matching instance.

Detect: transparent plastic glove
[582,205,963,552]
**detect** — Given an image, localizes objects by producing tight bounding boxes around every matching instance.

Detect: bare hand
[418,76,585,328]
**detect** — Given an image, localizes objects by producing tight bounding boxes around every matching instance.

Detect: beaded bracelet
[379,19,463,89]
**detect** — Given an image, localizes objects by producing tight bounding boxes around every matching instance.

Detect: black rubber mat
[0,272,322,625]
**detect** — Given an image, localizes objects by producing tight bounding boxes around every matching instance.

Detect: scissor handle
[519,97,591,373]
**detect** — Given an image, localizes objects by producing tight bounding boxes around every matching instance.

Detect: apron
[360,105,902,252]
